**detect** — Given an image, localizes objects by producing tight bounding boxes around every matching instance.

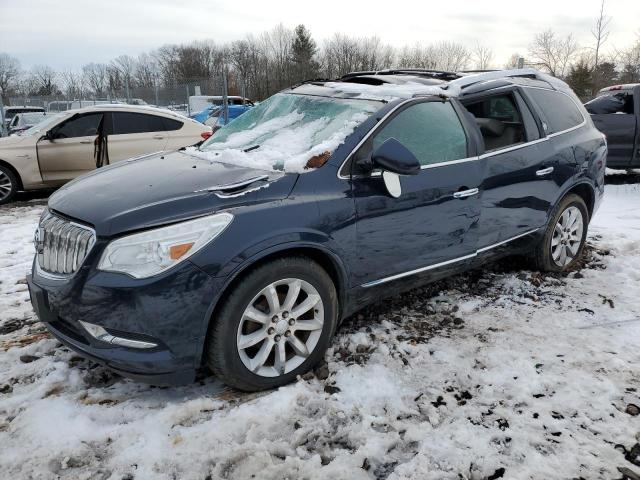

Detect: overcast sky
[1,0,638,70]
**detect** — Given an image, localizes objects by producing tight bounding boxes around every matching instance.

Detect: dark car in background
[27,69,606,392]
[585,84,639,169]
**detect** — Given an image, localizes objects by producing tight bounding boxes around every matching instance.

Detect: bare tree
[135,53,159,89]
[112,55,137,98]
[59,70,84,99]
[0,53,21,102]
[30,65,58,95]
[82,63,108,97]
[473,43,494,70]
[591,0,611,71]
[528,29,580,77]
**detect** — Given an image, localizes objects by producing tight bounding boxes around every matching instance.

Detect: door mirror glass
[371,137,421,176]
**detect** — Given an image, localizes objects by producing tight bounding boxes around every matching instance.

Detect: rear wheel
[533,194,588,272]
[205,256,338,391]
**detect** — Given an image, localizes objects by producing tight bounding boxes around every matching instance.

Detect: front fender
[189,237,350,367]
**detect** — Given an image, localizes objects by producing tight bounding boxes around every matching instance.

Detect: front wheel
[205,256,338,391]
[533,194,589,272]
[0,165,18,206]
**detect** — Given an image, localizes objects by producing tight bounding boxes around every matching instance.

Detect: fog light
[78,320,157,349]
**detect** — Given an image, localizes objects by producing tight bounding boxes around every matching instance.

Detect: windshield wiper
[243,145,260,153]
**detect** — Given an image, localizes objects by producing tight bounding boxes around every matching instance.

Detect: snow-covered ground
[1,181,639,480]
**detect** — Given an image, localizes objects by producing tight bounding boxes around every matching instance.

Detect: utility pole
[125,76,131,104]
[0,99,6,137]
[154,77,159,107]
[222,72,229,125]
[186,85,190,116]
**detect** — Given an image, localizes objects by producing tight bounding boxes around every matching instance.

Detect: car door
[349,98,482,288]
[462,88,562,248]
[107,111,169,162]
[36,112,103,182]
[586,89,637,167]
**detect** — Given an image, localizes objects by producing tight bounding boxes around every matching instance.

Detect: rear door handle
[79,140,92,144]
[153,135,165,140]
[453,188,479,199]
[536,166,554,176]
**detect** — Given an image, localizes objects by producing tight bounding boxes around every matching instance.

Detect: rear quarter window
[525,89,584,134]
[162,117,183,131]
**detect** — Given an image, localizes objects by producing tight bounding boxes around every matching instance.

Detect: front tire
[533,194,589,272]
[0,165,18,206]
[205,256,338,392]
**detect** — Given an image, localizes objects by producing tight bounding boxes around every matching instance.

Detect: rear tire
[0,165,18,206]
[205,256,338,392]
[533,194,588,272]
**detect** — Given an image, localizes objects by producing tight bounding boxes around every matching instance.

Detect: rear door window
[370,101,468,167]
[525,89,584,134]
[54,113,103,138]
[463,93,527,151]
[111,112,167,135]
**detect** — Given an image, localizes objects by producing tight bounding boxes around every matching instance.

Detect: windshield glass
[20,112,48,124]
[22,112,69,136]
[195,93,381,173]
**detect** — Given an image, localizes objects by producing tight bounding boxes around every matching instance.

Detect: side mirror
[371,138,420,198]
[40,130,54,142]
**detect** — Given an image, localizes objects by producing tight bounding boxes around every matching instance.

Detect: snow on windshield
[191,93,381,173]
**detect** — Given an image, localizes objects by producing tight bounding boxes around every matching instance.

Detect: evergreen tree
[566,59,593,101]
[592,61,617,93]
[291,25,320,83]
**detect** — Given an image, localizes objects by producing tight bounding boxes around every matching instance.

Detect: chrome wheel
[236,278,324,377]
[0,171,13,202]
[551,206,584,267]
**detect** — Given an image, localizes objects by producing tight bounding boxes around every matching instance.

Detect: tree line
[0,3,639,105]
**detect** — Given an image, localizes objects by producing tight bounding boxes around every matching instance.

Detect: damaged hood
[48,150,297,236]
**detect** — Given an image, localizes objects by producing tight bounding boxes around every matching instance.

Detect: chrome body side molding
[361,228,539,288]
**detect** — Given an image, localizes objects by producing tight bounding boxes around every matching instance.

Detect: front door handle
[453,188,479,199]
[79,140,93,144]
[536,166,554,177]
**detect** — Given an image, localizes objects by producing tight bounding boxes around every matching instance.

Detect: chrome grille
[36,210,96,275]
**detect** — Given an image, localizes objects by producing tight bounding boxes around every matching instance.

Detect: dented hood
[48,150,297,236]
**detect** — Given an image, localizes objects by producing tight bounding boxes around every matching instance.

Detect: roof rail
[340,69,462,81]
[447,68,544,90]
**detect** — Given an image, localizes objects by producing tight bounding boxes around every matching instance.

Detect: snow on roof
[291,81,451,102]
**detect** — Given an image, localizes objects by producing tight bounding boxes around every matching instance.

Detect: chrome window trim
[360,228,539,288]
[339,86,587,180]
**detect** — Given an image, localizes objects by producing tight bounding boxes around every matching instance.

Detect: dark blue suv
[27,69,607,391]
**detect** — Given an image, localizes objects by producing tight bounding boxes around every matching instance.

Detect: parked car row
[25,68,606,392]
[0,104,212,204]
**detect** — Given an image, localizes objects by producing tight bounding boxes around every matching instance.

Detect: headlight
[98,212,233,278]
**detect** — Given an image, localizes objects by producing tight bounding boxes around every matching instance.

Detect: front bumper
[27,259,222,386]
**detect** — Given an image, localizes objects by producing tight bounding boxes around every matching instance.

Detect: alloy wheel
[0,171,13,202]
[551,205,584,267]
[236,278,324,377]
